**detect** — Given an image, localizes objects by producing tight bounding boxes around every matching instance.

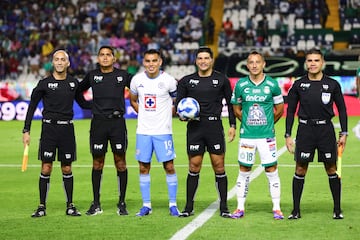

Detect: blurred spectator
[206,16,215,44]
[8,53,20,80]
[178,49,189,65]
[41,37,54,57]
[320,1,330,27]
[28,50,41,77]
[223,17,234,38]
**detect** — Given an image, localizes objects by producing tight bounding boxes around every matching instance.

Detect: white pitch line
[169,145,287,240]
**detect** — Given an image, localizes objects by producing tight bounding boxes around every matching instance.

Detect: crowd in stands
[220,0,359,57]
[0,0,208,82]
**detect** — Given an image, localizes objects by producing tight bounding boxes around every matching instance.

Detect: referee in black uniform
[285,48,348,220]
[176,46,236,218]
[78,46,132,216]
[23,50,91,217]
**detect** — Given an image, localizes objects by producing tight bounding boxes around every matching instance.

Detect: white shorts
[237,138,278,167]
[136,134,176,163]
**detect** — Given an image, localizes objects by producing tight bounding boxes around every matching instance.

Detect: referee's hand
[285,137,295,154]
[228,127,235,142]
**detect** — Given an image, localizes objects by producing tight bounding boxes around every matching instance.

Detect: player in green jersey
[230,51,284,219]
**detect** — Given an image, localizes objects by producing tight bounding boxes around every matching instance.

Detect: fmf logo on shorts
[93,144,104,150]
[189,145,200,151]
[44,151,53,158]
[300,152,311,159]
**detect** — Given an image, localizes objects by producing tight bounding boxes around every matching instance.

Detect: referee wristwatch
[284,133,291,138]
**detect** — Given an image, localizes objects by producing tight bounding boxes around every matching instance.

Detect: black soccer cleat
[66,203,81,216]
[333,211,344,220]
[179,209,194,217]
[117,202,129,215]
[220,210,232,218]
[86,202,103,216]
[288,210,301,220]
[31,205,46,218]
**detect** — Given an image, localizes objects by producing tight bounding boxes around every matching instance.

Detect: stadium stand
[219,0,360,56]
[0,0,207,83]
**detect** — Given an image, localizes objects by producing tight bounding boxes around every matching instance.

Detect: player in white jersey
[230,51,285,219]
[130,49,179,217]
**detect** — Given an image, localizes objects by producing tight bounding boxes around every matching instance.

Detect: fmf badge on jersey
[321,92,331,104]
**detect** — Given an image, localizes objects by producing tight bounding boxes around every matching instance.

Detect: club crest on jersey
[321,92,331,104]
[212,79,219,87]
[322,84,329,91]
[117,76,123,83]
[94,76,103,83]
[145,95,156,111]
[158,82,165,89]
[263,86,270,94]
[48,82,58,90]
[69,82,75,88]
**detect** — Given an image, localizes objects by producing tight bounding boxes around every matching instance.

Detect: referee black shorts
[90,117,128,156]
[39,121,76,164]
[186,117,225,156]
[295,120,337,163]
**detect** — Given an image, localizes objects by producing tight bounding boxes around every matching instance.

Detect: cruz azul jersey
[231,75,283,138]
[130,71,177,135]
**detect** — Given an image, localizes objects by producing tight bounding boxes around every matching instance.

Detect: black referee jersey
[79,68,132,116]
[24,75,90,131]
[285,74,348,135]
[176,70,236,126]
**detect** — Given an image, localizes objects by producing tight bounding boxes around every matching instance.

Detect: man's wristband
[230,124,236,129]
[339,131,348,136]
[284,133,291,138]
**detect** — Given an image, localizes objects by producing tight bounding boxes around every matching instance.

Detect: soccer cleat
[169,206,180,217]
[31,205,46,218]
[66,203,81,216]
[220,210,232,218]
[117,202,128,215]
[288,210,301,220]
[333,211,344,220]
[273,210,284,220]
[136,206,152,217]
[179,209,194,217]
[231,209,245,219]
[86,202,103,216]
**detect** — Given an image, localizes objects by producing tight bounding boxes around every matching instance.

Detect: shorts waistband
[299,118,329,125]
[42,119,73,125]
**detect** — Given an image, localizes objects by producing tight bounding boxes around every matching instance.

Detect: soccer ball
[177,97,200,120]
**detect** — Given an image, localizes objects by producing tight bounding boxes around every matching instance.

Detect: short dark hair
[305,48,323,58]
[98,45,114,56]
[247,50,265,61]
[144,49,161,57]
[195,46,213,58]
